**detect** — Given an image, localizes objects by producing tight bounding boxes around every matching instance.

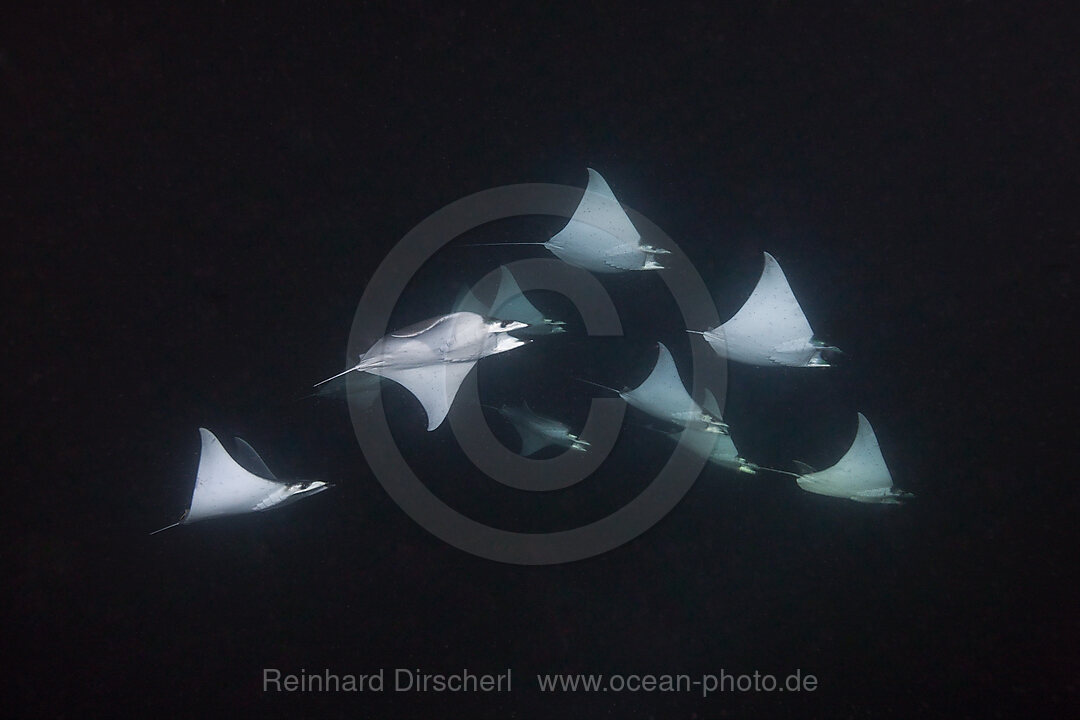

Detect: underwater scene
[8,3,1075,718]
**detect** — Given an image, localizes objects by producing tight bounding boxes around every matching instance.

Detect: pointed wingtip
[855,412,876,438]
[653,341,674,361]
[759,251,787,279]
[197,427,219,451]
[424,404,453,431]
[583,167,615,197]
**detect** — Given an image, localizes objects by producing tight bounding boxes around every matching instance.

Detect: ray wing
[545,169,650,273]
[490,266,547,325]
[622,343,704,422]
[512,423,554,456]
[797,413,893,496]
[185,429,286,523]
[368,361,477,431]
[230,436,277,480]
[709,253,816,364]
[566,168,640,245]
[390,312,477,339]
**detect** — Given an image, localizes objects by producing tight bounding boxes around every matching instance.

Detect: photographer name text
[263,668,511,693]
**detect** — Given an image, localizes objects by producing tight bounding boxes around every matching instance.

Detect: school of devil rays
[152,168,913,537]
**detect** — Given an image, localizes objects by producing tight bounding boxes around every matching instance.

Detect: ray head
[279,479,333,504]
[486,318,529,333]
[492,334,529,353]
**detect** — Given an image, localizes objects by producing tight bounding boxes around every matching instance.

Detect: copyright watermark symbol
[343,182,725,564]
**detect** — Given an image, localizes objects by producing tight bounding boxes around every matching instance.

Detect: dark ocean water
[7,3,1076,717]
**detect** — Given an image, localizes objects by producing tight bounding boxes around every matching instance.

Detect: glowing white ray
[694,252,838,367]
[490,266,565,333]
[316,311,529,431]
[455,266,565,334]
[151,429,331,534]
[494,401,589,456]
[584,343,728,434]
[796,413,913,503]
[667,390,757,474]
[544,169,667,273]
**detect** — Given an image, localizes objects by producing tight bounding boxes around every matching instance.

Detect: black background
[6,2,1076,717]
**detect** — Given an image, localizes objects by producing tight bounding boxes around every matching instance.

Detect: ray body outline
[151,429,331,534]
[494,401,590,456]
[542,168,668,273]
[317,311,529,430]
[796,413,913,503]
[694,252,838,367]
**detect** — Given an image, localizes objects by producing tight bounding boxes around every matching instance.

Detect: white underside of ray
[671,389,754,473]
[491,266,547,326]
[499,402,586,455]
[681,427,747,472]
[702,252,827,367]
[699,390,739,460]
[183,429,327,524]
[455,266,564,333]
[319,312,528,431]
[364,316,488,367]
[544,168,664,273]
[796,413,905,503]
[621,343,726,432]
[367,361,477,431]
